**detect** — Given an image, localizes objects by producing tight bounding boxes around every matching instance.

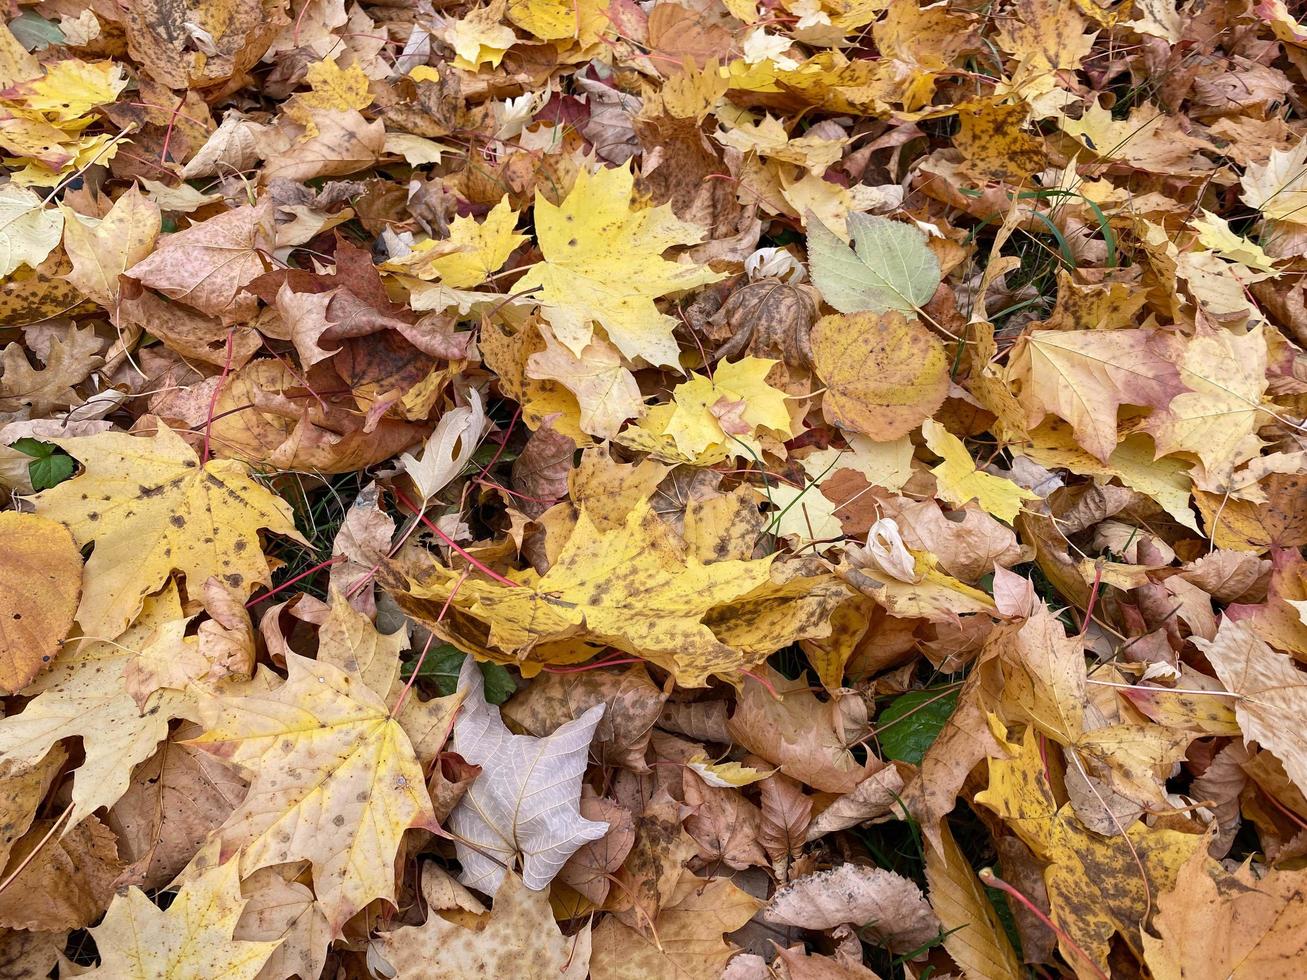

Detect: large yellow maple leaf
[191,652,446,934]
[85,862,279,980]
[975,723,1204,980]
[514,162,725,368]
[33,425,305,640]
[390,496,847,686]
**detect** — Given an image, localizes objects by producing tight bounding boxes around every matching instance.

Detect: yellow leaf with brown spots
[811,311,950,441]
[955,99,1047,180]
[389,495,845,686]
[32,425,305,640]
[975,723,1204,980]
[191,652,438,935]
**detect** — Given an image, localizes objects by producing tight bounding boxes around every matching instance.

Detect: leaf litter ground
[2,0,1307,977]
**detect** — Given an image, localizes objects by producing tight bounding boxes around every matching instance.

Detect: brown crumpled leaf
[0,815,124,931]
[106,722,248,892]
[511,417,577,518]
[0,324,104,414]
[559,791,637,906]
[682,770,769,870]
[502,664,668,771]
[125,200,276,324]
[199,359,429,473]
[764,863,940,953]
[728,667,879,794]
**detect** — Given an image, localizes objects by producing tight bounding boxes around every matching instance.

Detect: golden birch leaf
[811,311,949,441]
[191,653,436,934]
[85,862,279,980]
[32,425,305,640]
[0,511,81,694]
[514,162,725,367]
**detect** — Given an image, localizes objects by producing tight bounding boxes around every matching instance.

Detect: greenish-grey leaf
[807,212,940,314]
[8,12,64,50]
[878,688,959,765]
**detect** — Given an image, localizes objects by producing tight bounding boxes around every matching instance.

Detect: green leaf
[807,212,940,315]
[13,438,75,490]
[12,437,54,458]
[405,644,515,704]
[878,688,959,765]
[28,452,75,491]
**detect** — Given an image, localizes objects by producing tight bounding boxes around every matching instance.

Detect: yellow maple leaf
[514,162,725,367]
[33,425,306,640]
[285,58,373,130]
[1143,324,1268,484]
[922,419,1037,524]
[507,0,609,46]
[192,652,443,934]
[3,58,128,124]
[60,185,161,309]
[660,357,792,457]
[0,512,80,695]
[390,496,845,686]
[446,1,520,69]
[975,722,1205,980]
[385,197,526,288]
[86,862,278,979]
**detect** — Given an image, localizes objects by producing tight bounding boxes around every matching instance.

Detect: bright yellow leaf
[922,419,1038,524]
[514,162,725,367]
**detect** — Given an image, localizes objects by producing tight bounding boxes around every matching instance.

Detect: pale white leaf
[449,657,609,896]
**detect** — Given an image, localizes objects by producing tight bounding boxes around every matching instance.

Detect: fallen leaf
[191,652,438,933]
[764,863,940,952]
[375,870,591,979]
[0,512,80,694]
[807,212,941,315]
[811,311,949,440]
[514,162,724,367]
[447,655,609,896]
[33,425,304,639]
[84,862,279,980]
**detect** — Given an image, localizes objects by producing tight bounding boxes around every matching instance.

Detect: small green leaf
[877,688,959,765]
[405,644,515,704]
[807,212,940,315]
[28,452,75,491]
[12,437,54,459]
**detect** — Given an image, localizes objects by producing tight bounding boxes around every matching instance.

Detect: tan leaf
[0,512,81,694]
